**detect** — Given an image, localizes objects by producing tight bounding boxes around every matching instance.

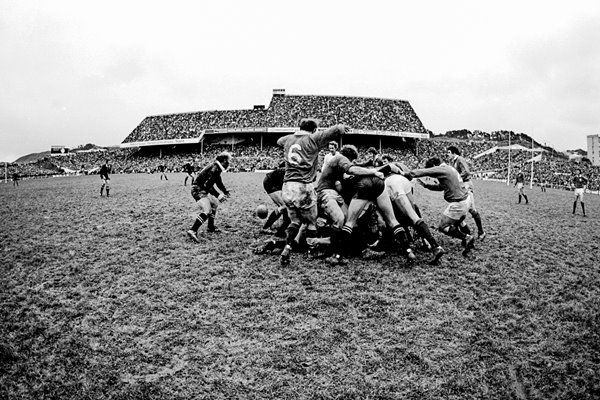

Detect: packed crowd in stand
[122,94,428,144]
[4,138,598,191]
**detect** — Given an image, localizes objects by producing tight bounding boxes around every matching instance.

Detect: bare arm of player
[347,165,383,177]
[314,124,347,148]
[416,178,443,191]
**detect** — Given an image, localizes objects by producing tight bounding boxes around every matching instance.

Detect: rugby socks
[471,211,484,235]
[582,202,586,216]
[263,210,280,230]
[285,223,301,248]
[275,211,291,237]
[191,212,208,232]
[392,224,408,246]
[443,225,467,240]
[413,204,422,218]
[100,184,104,196]
[340,225,354,253]
[329,226,343,255]
[523,194,528,204]
[518,194,522,204]
[459,222,471,235]
[415,219,439,249]
[207,215,215,231]
[573,201,577,214]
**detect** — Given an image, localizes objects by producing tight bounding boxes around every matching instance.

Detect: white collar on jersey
[216,160,227,172]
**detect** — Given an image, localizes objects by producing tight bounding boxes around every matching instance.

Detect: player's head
[340,144,359,161]
[216,151,232,170]
[299,118,318,133]
[447,146,460,158]
[105,159,110,164]
[328,141,338,153]
[367,147,378,158]
[381,154,394,165]
[576,168,581,175]
[425,157,441,168]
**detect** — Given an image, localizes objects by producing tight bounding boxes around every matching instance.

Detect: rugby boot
[430,246,445,264]
[187,230,200,243]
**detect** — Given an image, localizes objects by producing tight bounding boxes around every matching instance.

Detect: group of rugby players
[247,118,487,266]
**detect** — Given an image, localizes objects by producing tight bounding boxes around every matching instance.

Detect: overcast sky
[1,0,599,162]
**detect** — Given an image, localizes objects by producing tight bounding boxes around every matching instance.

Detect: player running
[277,118,349,267]
[447,146,486,240]
[186,152,232,243]
[99,159,111,197]
[404,157,476,257]
[572,168,588,216]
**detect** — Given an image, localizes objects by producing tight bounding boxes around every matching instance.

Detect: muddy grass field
[1,173,599,399]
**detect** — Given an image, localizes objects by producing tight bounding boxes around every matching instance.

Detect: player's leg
[100,178,105,196]
[439,202,474,256]
[279,182,310,266]
[263,191,284,231]
[395,194,444,262]
[105,179,110,197]
[187,195,212,243]
[579,191,586,216]
[206,195,221,232]
[467,193,485,239]
[520,187,528,204]
[320,190,348,262]
[376,191,415,260]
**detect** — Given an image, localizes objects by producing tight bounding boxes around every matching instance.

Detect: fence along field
[1,173,599,399]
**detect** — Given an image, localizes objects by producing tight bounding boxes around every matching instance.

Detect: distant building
[588,134,600,166]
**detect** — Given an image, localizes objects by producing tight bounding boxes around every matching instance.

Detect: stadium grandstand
[3,89,599,192]
[120,89,430,152]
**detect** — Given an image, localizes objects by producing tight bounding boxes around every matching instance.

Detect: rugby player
[572,168,588,216]
[158,163,168,180]
[338,168,416,264]
[183,158,195,186]
[261,161,291,236]
[514,169,528,204]
[99,159,111,197]
[405,157,476,257]
[186,152,232,243]
[321,141,339,172]
[276,118,349,267]
[447,146,486,240]
[379,154,445,264]
[317,144,385,264]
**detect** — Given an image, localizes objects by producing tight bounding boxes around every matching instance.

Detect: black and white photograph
[1,1,599,398]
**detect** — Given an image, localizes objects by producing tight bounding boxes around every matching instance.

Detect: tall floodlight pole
[507,132,511,186]
[530,136,534,189]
